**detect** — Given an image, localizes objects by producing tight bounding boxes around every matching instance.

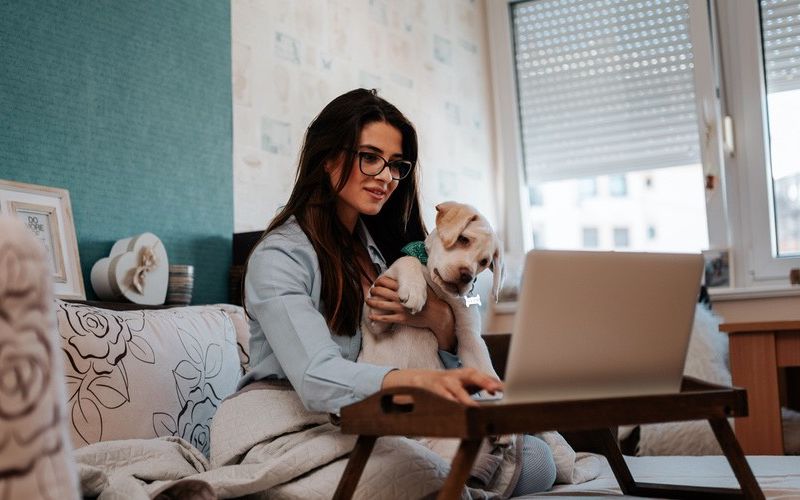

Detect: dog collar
[400,241,427,265]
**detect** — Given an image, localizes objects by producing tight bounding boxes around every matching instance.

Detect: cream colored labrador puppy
[359,202,504,379]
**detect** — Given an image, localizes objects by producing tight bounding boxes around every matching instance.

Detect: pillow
[55,301,242,456]
[635,304,732,455]
[0,217,79,498]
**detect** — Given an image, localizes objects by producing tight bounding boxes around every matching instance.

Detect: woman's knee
[511,435,556,496]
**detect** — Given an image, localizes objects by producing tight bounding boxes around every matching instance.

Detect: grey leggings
[510,434,557,497]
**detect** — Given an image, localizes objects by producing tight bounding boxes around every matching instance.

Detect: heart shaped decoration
[90,233,169,305]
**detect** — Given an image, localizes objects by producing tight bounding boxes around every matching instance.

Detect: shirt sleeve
[245,233,395,414]
[438,349,463,369]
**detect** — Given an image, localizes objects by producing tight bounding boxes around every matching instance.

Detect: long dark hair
[245,88,427,336]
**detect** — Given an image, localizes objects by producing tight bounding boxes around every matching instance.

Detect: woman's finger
[369,313,409,323]
[373,275,399,291]
[365,297,405,312]
[459,369,504,393]
[369,286,400,302]
[430,377,463,404]
[443,376,478,406]
[433,387,458,403]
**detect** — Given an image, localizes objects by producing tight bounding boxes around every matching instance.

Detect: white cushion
[56,301,242,456]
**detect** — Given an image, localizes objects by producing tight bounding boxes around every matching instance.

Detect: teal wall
[0,1,232,304]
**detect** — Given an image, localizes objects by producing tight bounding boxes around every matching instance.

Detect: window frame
[714,0,800,285]
[488,0,800,290]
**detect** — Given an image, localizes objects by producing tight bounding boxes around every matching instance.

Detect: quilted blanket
[74,381,600,499]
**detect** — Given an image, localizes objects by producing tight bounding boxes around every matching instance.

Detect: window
[613,227,630,248]
[759,0,800,257]
[578,178,597,200]
[608,174,628,197]
[509,0,709,254]
[489,0,800,287]
[532,227,544,247]
[529,185,543,206]
[582,227,599,248]
[715,0,800,283]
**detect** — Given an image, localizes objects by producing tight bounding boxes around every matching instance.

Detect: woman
[237,88,555,498]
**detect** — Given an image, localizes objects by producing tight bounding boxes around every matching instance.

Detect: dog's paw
[397,283,427,314]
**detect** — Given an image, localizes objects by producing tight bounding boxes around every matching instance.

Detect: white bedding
[524,455,800,498]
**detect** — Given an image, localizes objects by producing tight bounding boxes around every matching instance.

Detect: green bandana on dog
[400,240,482,307]
[400,241,427,265]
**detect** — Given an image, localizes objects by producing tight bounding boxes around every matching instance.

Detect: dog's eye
[457,235,469,245]
[479,258,489,267]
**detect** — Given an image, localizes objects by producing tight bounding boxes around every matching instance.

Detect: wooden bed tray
[332,376,764,499]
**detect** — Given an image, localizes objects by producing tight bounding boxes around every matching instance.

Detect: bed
[536,455,800,498]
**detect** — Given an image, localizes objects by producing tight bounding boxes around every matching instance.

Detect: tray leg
[436,438,482,500]
[709,417,765,500]
[564,428,754,499]
[333,435,377,500]
[561,429,637,494]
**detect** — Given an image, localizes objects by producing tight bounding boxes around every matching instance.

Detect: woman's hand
[366,275,456,351]
[382,367,503,406]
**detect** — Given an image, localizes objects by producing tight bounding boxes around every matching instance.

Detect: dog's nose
[459,272,473,284]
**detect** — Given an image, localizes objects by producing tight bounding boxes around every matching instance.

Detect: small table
[333,377,763,499]
[720,320,800,455]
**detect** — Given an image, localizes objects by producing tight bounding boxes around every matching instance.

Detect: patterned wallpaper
[232,0,498,232]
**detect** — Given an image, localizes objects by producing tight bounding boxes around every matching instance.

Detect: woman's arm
[381,367,502,406]
[366,275,456,351]
[246,231,394,413]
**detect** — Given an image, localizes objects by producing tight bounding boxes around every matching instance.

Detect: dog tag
[464,295,482,307]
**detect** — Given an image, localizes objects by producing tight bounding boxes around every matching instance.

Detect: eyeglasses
[353,150,413,180]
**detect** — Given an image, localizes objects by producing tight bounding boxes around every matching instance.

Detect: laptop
[497,249,704,404]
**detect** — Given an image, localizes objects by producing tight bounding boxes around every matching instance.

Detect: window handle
[723,115,735,156]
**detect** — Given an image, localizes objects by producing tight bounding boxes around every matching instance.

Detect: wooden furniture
[333,333,764,499]
[720,320,800,455]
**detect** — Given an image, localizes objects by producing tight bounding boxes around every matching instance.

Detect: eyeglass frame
[349,149,414,181]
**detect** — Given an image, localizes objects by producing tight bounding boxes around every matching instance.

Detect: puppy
[359,201,504,380]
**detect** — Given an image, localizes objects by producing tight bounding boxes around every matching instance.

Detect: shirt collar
[355,218,387,272]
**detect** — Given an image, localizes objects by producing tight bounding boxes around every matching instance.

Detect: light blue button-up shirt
[239,216,460,414]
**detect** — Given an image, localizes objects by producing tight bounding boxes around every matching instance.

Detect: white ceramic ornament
[90,233,169,305]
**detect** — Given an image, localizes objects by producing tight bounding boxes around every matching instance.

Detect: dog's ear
[490,242,505,302]
[435,202,478,248]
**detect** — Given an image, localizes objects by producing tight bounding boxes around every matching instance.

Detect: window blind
[761,0,800,93]
[512,0,701,183]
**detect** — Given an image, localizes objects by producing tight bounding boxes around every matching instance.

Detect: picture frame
[702,248,732,288]
[0,179,86,299]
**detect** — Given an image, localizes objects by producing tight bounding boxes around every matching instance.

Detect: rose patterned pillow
[0,217,79,499]
[55,301,242,456]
